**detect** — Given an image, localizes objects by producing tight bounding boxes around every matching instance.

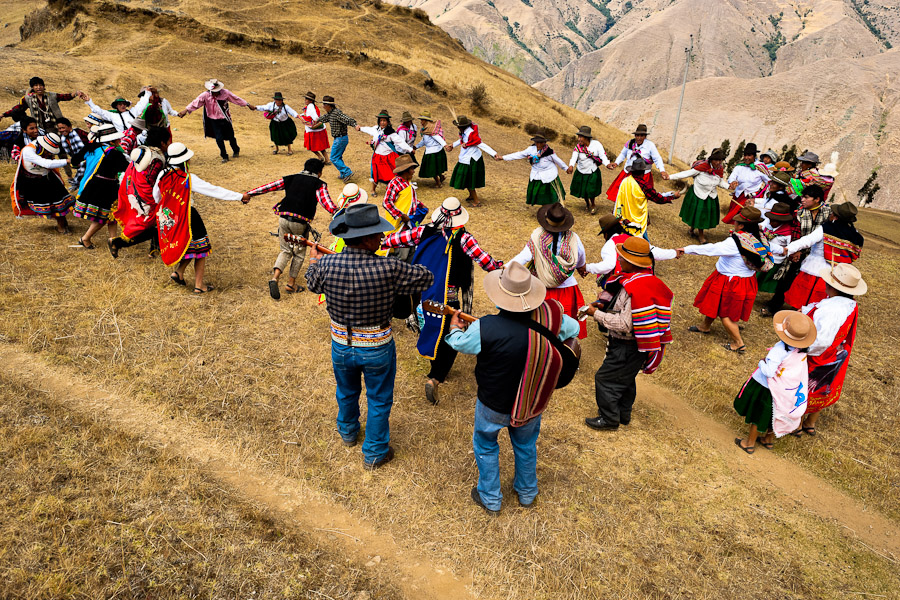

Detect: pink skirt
[693,270,757,322]
[304,129,330,152]
[784,271,827,309]
[546,285,588,339]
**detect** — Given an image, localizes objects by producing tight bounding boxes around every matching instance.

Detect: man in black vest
[445,262,579,514]
[1,77,78,133]
[246,158,338,299]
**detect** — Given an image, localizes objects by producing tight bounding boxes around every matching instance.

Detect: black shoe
[585,416,619,431]
[363,446,395,470]
[268,279,281,300]
[341,434,358,447]
[620,418,631,426]
[518,493,538,509]
[232,149,240,158]
[471,487,500,516]
[221,156,229,163]
[107,238,119,259]
[425,378,439,405]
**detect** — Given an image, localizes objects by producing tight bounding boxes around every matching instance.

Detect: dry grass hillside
[2,0,900,598]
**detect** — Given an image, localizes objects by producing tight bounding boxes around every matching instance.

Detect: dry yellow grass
[1,1,899,598]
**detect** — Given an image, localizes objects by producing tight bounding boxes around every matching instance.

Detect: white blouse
[256,102,299,122]
[569,140,609,174]
[502,146,569,183]
[801,295,857,356]
[615,139,665,172]
[684,237,755,278]
[303,103,324,133]
[452,126,496,164]
[585,237,677,276]
[21,145,67,175]
[86,95,150,133]
[359,126,414,156]
[153,172,243,204]
[415,133,447,155]
[668,168,729,200]
[786,226,826,277]
[510,233,586,288]
[728,163,770,196]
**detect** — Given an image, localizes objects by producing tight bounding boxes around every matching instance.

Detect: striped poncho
[608,270,674,374]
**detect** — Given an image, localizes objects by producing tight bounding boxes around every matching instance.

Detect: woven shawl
[511,299,565,427]
[526,228,576,288]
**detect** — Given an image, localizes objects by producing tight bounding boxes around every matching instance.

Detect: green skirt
[733,377,773,432]
[526,177,565,206]
[449,156,486,190]
[269,118,298,146]
[419,150,448,178]
[569,169,603,199]
[757,266,781,294]
[679,186,719,230]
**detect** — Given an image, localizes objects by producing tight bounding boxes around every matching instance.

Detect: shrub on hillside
[524,123,558,142]
[468,83,491,114]
[560,134,577,147]
[494,116,520,127]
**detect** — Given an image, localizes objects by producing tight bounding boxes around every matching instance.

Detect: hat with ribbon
[770,171,792,187]
[765,202,794,223]
[204,79,225,92]
[110,97,131,109]
[576,125,593,139]
[733,205,764,224]
[37,132,62,154]
[773,310,817,348]
[89,124,123,143]
[273,92,285,101]
[453,115,472,128]
[328,203,394,239]
[615,236,654,269]
[322,95,336,105]
[337,182,368,207]
[633,124,648,136]
[483,261,547,313]
[597,213,621,235]
[304,91,316,102]
[84,114,106,127]
[819,263,867,296]
[431,197,469,228]
[166,142,194,165]
[537,203,574,233]
[401,111,414,123]
[130,147,155,172]
[417,110,435,122]
[375,109,392,120]
[774,161,793,171]
[130,118,147,131]
[392,153,418,174]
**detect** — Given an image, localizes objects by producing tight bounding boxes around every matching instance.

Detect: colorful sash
[768,348,809,437]
[76,145,111,199]
[461,124,481,148]
[384,181,415,232]
[806,304,857,413]
[113,161,160,240]
[575,143,604,165]
[511,299,566,427]
[397,123,417,145]
[821,221,863,264]
[529,145,554,165]
[732,231,773,272]
[156,167,193,267]
[526,228,576,288]
[691,159,724,177]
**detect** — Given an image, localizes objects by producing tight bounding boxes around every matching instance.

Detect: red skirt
[784,271,827,309]
[605,170,652,202]
[304,129,330,152]
[546,285,588,339]
[723,191,760,224]
[693,270,758,322]
[371,152,398,184]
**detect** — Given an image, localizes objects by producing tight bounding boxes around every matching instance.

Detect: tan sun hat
[392,153,418,174]
[431,197,469,228]
[773,311,818,348]
[483,262,546,313]
[615,236,653,269]
[130,147,155,172]
[417,110,435,122]
[204,79,224,92]
[337,182,368,206]
[819,264,867,296]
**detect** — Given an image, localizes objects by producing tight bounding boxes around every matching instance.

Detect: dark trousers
[210,118,239,159]
[427,301,460,382]
[594,337,645,425]
[113,227,157,249]
[766,261,801,313]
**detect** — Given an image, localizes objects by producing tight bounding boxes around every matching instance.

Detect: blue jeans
[330,135,351,178]
[472,399,542,510]
[331,339,396,463]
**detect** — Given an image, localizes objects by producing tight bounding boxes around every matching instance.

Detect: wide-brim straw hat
[537,203,574,233]
[417,110,435,122]
[431,196,469,228]
[615,236,653,269]
[797,151,820,164]
[392,153,418,174]
[166,142,194,165]
[633,124,648,135]
[111,97,131,108]
[483,262,546,313]
[733,206,764,224]
[130,147,154,172]
[37,132,62,154]
[453,115,472,128]
[774,161,793,171]
[576,125,593,139]
[204,79,225,92]
[329,203,394,239]
[765,202,794,223]
[84,114,106,127]
[773,311,818,348]
[130,118,147,131]
[820,264,867,296]
[337,182,368,206]
[90,124,123,143]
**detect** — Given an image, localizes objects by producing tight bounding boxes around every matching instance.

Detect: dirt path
[0,345,474,600]
[637,379,900,560]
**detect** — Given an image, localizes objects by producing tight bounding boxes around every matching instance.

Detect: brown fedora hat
[483,262,547,313]
[616,237,653,269]
[576,125,592,139]
[765,202,794,223]
[832,202,858,223]
[708,148,726,161]
[770,171,792,187]
[633,124,648,136]
[453,115,472,128]
[773,310,817,348]
[597,213,620,235]
[392,153,418,174]
[733,206,764,224]
[537,203,574,233]
[322,95,336,105]
[401,111,414,123]
[305,91,316,102]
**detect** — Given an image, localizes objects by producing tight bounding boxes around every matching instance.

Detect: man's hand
[355,125,361,131]
[240,192,251,204]
[308,243,323,260]
[449,309,467,330]
[607,162,617,170]
[247,104,257,111]
[660,171,669,180]
[65,156,72,165]
[177,110,187,118]
[400,214,410,224]
[790,253,801,263]
[576,265,588,277]
[729,181,738,190]
[566,166,574,174]
[494,154,504,162]
[675,248,685,257]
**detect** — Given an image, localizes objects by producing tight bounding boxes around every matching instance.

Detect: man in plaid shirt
[314,95,358,181]
[763,184,830,316]
[382,197,502,405]
[55,118,89,189]
[306,203,433,469]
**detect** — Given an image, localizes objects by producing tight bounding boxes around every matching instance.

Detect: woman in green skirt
[668,148,729,243]
[254,92,299,155]
[414,111,448,187]
[497,134,569,206]
[445,115,497,206]
[566,126,609,214]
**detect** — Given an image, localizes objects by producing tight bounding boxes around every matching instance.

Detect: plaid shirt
[791,202,831,242]
[120,127,140,154]
[382,226,503,271]
[247,176,337,215]
[382,177,422,220]
[315,107,357,138]
[306,247,433,328]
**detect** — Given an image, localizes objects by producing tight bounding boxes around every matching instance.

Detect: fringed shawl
[511,299,565,427]
[526,228,577,288]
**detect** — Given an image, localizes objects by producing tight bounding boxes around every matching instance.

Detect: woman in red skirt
[678,206,773,354]
[359,109,414,194]
[300,91,330,164]
[510,203,588,339]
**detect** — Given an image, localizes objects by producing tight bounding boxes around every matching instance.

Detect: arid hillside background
[1,0,899,598]
[389,0,900,212]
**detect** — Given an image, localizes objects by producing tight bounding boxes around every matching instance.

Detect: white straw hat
[431,197,469,228]
[337,183,368,206]
[204,79,225,92]
[130,147,154,172]
[90,124,123,143]
[819,264,867,296]
[166,142,194,165]
[37,132,62,154]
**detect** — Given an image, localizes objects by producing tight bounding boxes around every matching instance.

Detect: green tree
[727,140,746,171]
[719,139,731,162]
[782,144,799,165]
[695,148,707,161]
[857,169,880,206]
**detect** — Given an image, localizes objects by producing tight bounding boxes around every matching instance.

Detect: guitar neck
[283,233,335,255]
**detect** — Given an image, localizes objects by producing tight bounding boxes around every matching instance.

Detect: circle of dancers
[2,75,865,513]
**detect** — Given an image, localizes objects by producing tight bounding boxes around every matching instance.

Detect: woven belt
[330,321,393,347]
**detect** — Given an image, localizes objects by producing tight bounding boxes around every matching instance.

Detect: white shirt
[86,95,150,133]
[452,126,496,164]
[415,133,447,155]
[728,162,770,196]
[802,295,857,356]
[585,236,677,276]
[153,171,243,205]
[21,145,67,175]
[668,168,729,200]
[615,139,665,172]
[752,341,790,388]
[786,225,826,277]
[502,146,568,183]
[359,126,414,156]
[303,103,324,133]
[684,236,755,278]
[569,140,609,174]
[510,233,586,288]
[256,102,299,122]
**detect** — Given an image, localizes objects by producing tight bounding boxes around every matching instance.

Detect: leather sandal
[722,343,746,355]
